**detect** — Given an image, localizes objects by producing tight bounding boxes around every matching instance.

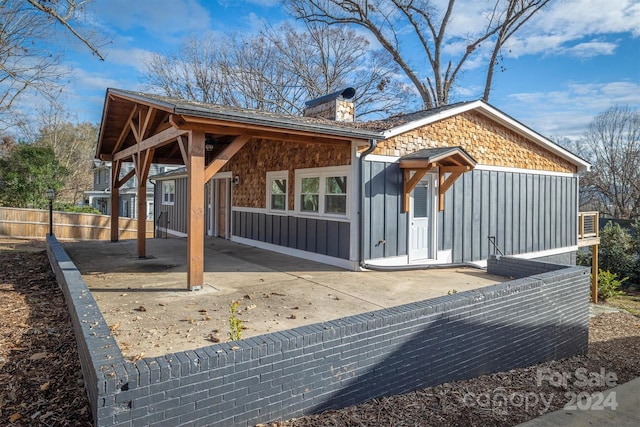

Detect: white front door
[409,176,434,262]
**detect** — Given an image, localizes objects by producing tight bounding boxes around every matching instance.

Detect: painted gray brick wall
[47,238,590,427]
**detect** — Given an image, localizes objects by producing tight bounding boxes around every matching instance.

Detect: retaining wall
[46,236,590,427]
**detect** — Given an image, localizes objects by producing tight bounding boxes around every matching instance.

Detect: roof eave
[175,105,381,141]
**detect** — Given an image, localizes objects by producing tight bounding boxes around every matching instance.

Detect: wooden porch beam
[402,168,430,212]
[115,169,135,189]
[173,116,360,145]
[440,166,472,174]
[113,127,188,162]
[110,159,122,242]
[129,118,141,144]
[177,135,189,166]
[135,148,154,259]
[187,130,206,290]
[438,170,464,211]
[112,105,137,155]
[204,135,251,182]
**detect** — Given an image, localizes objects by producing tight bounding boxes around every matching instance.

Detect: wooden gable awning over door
[96,89,380,290]
[399,147,476,212]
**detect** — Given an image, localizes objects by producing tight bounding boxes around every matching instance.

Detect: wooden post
[110,161,121,242]
[137,179,147,258]
[187,130,205,290]
[591,243,599,303]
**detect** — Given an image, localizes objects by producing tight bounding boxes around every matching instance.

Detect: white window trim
[266,170,288,214]
[294,165,350,219]
[161,180,175,206]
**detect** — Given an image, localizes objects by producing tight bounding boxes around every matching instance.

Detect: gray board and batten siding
[155,178,188,235]
[154,176,352,260]
[232,211,351,260]
[362,160,578,263]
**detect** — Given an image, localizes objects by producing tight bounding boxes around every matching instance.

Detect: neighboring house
[96,88,589,287]
[84,160,175,219]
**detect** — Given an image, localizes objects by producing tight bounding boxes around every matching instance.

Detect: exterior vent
[303,87,356,122]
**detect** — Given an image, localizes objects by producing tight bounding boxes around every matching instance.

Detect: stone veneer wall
[220,139,352,210]
[373,111,576,173]
[47,236,590,427]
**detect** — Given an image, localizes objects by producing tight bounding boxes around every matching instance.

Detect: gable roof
[97,89,589,172]
[361,100,590,172]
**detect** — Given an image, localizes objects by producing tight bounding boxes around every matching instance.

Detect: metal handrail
[488,236,504,256]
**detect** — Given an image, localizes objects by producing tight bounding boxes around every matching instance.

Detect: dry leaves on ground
[0,250,92,427]
[271,312,640,427]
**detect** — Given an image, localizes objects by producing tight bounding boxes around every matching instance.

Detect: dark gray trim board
[47,236,589,427]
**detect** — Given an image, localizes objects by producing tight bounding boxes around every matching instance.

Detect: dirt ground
[0,243,92,426]
[1,239,639,426]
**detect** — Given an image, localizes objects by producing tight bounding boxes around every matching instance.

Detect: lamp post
[46,189,55,236]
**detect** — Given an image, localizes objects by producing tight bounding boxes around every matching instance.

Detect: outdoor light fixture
[233,175,240,185]
[46,188,55,236]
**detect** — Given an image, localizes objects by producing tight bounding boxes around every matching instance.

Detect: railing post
[592,243,599,303]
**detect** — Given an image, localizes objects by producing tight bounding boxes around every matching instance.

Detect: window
[162,180,175,205]
[325,176,347,214]
[295,166,349,217]
[267,171,288,212]
[300,177,319,212]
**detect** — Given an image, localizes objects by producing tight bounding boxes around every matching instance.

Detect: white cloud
[434,0,639,61]
[91,0,212,38]
[505,81,640,140]
[560,40,618,58]
[507,0,639,58]
[103,48,156,74]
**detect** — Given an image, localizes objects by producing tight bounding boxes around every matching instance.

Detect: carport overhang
[95,88,381,290]
[399,147,477,212]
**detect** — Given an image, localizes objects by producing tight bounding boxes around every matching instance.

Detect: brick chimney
[303,87,355,122]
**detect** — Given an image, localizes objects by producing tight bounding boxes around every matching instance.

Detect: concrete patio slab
[62,237,507,359]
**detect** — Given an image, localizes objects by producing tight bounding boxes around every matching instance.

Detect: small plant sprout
[228,301,242,341]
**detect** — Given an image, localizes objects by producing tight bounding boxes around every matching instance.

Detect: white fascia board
[382,100,591,173]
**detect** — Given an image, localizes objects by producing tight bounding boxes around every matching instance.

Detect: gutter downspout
[359,139,377,268]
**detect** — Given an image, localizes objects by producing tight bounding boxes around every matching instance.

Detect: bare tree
[144,22,411,118]
[0,0,103,119]
[283,0,551,108]
[579,106,640,219]
[146,35,226,105]
[19,101,98,204]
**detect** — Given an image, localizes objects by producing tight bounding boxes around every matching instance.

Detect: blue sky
[56,0,639,141]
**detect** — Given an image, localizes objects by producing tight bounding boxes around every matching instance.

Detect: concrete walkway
[516,377,640,426]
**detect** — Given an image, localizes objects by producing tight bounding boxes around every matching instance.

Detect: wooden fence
[0,207,154,240]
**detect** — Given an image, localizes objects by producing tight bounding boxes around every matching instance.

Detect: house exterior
[95,88,589,287]
[84,160,176,220]
[146,93,589,270]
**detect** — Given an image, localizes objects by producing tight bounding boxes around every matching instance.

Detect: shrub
[597,269,627,300]
[599,222,635,287]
